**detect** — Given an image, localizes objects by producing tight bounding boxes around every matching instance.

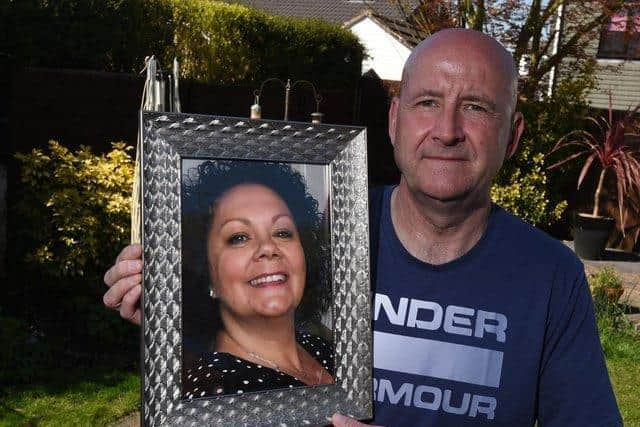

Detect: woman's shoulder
[296,332,334,374]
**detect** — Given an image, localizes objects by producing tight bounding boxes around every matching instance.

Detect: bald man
[104,29,621,426]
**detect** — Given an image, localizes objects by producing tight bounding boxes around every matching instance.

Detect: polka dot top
[182,333,334,400]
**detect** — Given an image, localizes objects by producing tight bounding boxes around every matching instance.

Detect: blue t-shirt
[370,186,621,426]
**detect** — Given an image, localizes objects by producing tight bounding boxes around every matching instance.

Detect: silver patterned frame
[139,111,372,426]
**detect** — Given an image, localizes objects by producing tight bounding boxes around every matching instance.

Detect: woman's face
[207,183,306,320]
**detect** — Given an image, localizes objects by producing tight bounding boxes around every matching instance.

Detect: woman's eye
[227,233,249,245]
[274,229,294,239]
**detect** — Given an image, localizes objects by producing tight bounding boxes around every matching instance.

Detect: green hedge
[0,0,174,73]
[1,0,363,87]
[168,0,363,87]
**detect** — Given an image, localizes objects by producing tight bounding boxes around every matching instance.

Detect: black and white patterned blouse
[182,333,334,400]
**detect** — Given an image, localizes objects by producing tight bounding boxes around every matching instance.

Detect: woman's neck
[216,313,331,385]
[217,314,300,367]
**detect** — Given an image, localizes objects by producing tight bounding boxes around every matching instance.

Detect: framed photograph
[139,111,372,426]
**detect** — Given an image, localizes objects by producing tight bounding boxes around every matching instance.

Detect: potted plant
[549,95,640,260]
[589,266,624,304]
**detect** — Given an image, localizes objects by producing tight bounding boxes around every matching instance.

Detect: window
[597,6,640,59]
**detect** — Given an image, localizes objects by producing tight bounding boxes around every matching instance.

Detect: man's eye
[227,233,249,245]
[274,229,294,239]
[417,99,437,107]
[464,103,487,112]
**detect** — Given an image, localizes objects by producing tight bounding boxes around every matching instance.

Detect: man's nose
[254,235,281,259]
[433,105,464,145]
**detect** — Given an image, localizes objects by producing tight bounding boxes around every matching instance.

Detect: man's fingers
[103,274,142,308]
[119,284,142,326]
[116,243,142,263]
[331,413,378,427]
[104,259,143,287]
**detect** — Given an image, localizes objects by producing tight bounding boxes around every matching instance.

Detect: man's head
[389,28,524,205]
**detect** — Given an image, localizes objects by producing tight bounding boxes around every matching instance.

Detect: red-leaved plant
[548,94,640,232]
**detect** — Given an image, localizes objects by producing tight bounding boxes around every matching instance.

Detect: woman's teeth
[249,274,286,286]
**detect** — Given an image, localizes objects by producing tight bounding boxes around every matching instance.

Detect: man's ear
[506,111,524,160]
[388,97,400,147]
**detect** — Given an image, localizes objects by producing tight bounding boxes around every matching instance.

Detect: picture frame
[138,111,372,426]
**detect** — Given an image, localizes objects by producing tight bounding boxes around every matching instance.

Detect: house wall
[553,3,640,111]
[586,57,640,110]
[349,17,411,81]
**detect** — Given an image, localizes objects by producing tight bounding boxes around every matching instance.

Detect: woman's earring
[209,288,217,299]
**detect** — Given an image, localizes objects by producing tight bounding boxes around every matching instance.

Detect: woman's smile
[248,272,288,287]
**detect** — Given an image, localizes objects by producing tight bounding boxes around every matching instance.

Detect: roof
[344,9,427,48]
[230,0,419,26]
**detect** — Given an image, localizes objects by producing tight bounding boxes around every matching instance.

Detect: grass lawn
[0,370,139,427]
[601,322,640,426]
[609,357,640,426]
[0,317,638,426]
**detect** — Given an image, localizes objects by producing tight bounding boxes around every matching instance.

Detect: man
[104,29,621,426]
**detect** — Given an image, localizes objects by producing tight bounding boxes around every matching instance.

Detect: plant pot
[591,284,624,303]
[573,214,615,260]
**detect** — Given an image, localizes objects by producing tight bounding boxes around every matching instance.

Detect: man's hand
[331,413,382,427]
[103,244,143,325]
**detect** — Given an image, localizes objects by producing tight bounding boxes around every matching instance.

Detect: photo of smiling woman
[180,159,333,400]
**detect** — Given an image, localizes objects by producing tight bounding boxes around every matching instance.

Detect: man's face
[389,43,523,203]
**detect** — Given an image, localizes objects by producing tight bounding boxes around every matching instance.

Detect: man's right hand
[103,244,143,325]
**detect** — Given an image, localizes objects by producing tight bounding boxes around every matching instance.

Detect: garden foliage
[4,142,138,386]
[588,268,639,361]
[169,0,363,87]
[0,0,363,87]
[491,77,593,227]
[14,141,134,278]
[0,0,174,73]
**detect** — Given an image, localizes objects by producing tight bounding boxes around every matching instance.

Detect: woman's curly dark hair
[181,160,331,352]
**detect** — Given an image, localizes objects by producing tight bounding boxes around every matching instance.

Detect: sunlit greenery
[14,141,134,278]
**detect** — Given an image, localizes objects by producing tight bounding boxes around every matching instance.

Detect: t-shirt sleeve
[537,255,622,426]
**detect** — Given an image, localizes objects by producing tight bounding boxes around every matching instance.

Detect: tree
[386,0,626,99]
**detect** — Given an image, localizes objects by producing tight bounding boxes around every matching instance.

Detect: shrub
[588,267,632,337]
[1,0,363,87]
[168,0,363,87]
[14,141,134,279]
[491,148,567,225]
[5,142,138,382]
[589,266,625,306]
[491,76,593,227]
[0,0,174,72]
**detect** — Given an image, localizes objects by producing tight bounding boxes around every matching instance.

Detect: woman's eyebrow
[272,213,293,223]
[219,217,250,228]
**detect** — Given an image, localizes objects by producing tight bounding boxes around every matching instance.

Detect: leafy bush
[168,0,363,87]
[1,0,363,87]
[587,267,635,347]
[491,149,567,225]
[4,142,138,385]
[589,266,625,312]
[491,76,594,227]
[14,141,134,279]
[0,0,174,72]
[590,266,624,292]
